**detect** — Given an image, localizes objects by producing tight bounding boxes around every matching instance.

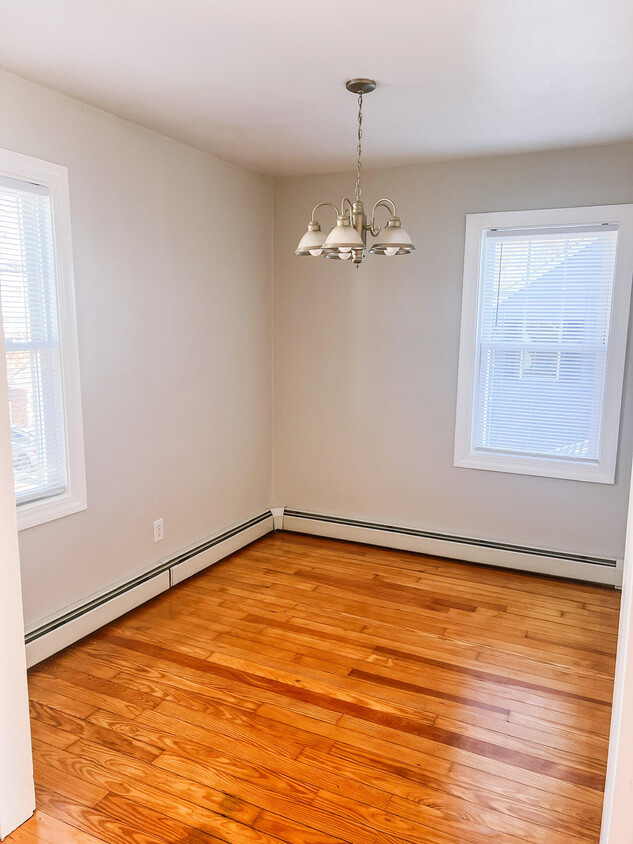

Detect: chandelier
[295,79,415,269]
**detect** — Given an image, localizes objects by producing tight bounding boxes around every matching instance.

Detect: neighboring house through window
[0,148,86,529]
[455,205,633,483]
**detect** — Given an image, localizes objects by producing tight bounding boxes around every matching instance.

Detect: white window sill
[454,452,615,484]
[17,491,87,530]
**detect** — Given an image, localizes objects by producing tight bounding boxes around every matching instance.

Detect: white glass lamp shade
[369,216,415,255]
[323,216,364,257]
[295,222,326,256]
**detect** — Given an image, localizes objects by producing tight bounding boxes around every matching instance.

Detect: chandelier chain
[355,93,363,202]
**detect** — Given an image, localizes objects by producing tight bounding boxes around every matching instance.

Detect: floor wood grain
[9,532,619,843]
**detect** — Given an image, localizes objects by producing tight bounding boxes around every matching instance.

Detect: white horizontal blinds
[473,223,619,463]
[0,175,68,505]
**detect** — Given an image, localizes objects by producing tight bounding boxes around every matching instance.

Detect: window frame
[454,204,633,484]
[0,147,86,528]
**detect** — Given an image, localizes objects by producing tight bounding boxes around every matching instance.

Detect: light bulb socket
[325,249,365,261]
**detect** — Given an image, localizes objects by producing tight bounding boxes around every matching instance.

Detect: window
[455,205,633,483]
[0,149,86,528]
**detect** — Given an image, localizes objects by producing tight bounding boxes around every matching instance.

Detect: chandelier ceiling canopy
[295,79,415,269]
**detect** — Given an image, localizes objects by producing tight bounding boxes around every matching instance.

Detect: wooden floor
[10,532,620,844]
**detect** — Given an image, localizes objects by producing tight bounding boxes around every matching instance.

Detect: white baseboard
[283,509,621,587]
[25,510,273,667]
[170,514,272,585]
[25,573,170,668]
[270,507,285,530]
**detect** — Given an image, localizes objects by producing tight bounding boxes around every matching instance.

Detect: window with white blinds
[0,149,86,528]
[455,206,633,484]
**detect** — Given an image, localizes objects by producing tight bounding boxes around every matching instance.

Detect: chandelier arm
[311,201,340,222]
[341,196,354,218]
[369,198,398,233]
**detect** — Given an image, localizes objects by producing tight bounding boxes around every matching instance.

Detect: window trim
[454,204,633,484]
[0,147,86,528]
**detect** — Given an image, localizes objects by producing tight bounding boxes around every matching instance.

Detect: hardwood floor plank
[370,645,614,704]
[28,671,146,720]
[349,667,511,715]
[31,741,262,828]
[34,786,168,844]
[100,632,442,733]
[32,760,107,808]
[29,717,78,751]
[30,701,162,763]
[449,761,604,819]
[336,712,605,790]
[362,620,616,676]
[386,789,589,844]
[349,662,613,725]
[255,703,453,778]
[151,752,391,844]
[36,664,160,709]
[94,793,248,844]
[13,810,109,844]
[299,746,601,840]
[251,809,352,844]
[1,828,43,844]
[311,790,478,844]
[27,680,99,720]
[90,706,391,810]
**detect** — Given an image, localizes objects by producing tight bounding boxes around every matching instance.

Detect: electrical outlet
[153,518,164,542]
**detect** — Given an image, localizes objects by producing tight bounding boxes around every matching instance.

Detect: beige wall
[273,144,633,560]
[0,71,273,629]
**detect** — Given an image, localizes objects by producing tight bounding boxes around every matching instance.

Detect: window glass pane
[473,226,618,462]
[0,182,68,504]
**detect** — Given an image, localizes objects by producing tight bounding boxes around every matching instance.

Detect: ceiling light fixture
[295,79,415,269]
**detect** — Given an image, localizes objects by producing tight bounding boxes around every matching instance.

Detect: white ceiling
[1,0,632,176]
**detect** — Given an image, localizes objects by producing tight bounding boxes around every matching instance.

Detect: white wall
[273,144,633,561]
[0,71,273,630]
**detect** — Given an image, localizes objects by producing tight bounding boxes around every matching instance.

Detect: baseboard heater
[283,509,621,586]
[24,510,273,667]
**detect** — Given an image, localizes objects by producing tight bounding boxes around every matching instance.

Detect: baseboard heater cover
[283,509,621,586]
[25,510,273,667]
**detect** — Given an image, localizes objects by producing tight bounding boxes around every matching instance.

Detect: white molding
[25,511,273,667]
[17,487,87,531]
[601,458,633,842]
[25,572,169,668]
[0,304,34,839]
[170,514,272,585]
[454,204,633,485]
[270,507,285,530]
[284,510,621,587]
[0,147,87,531]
